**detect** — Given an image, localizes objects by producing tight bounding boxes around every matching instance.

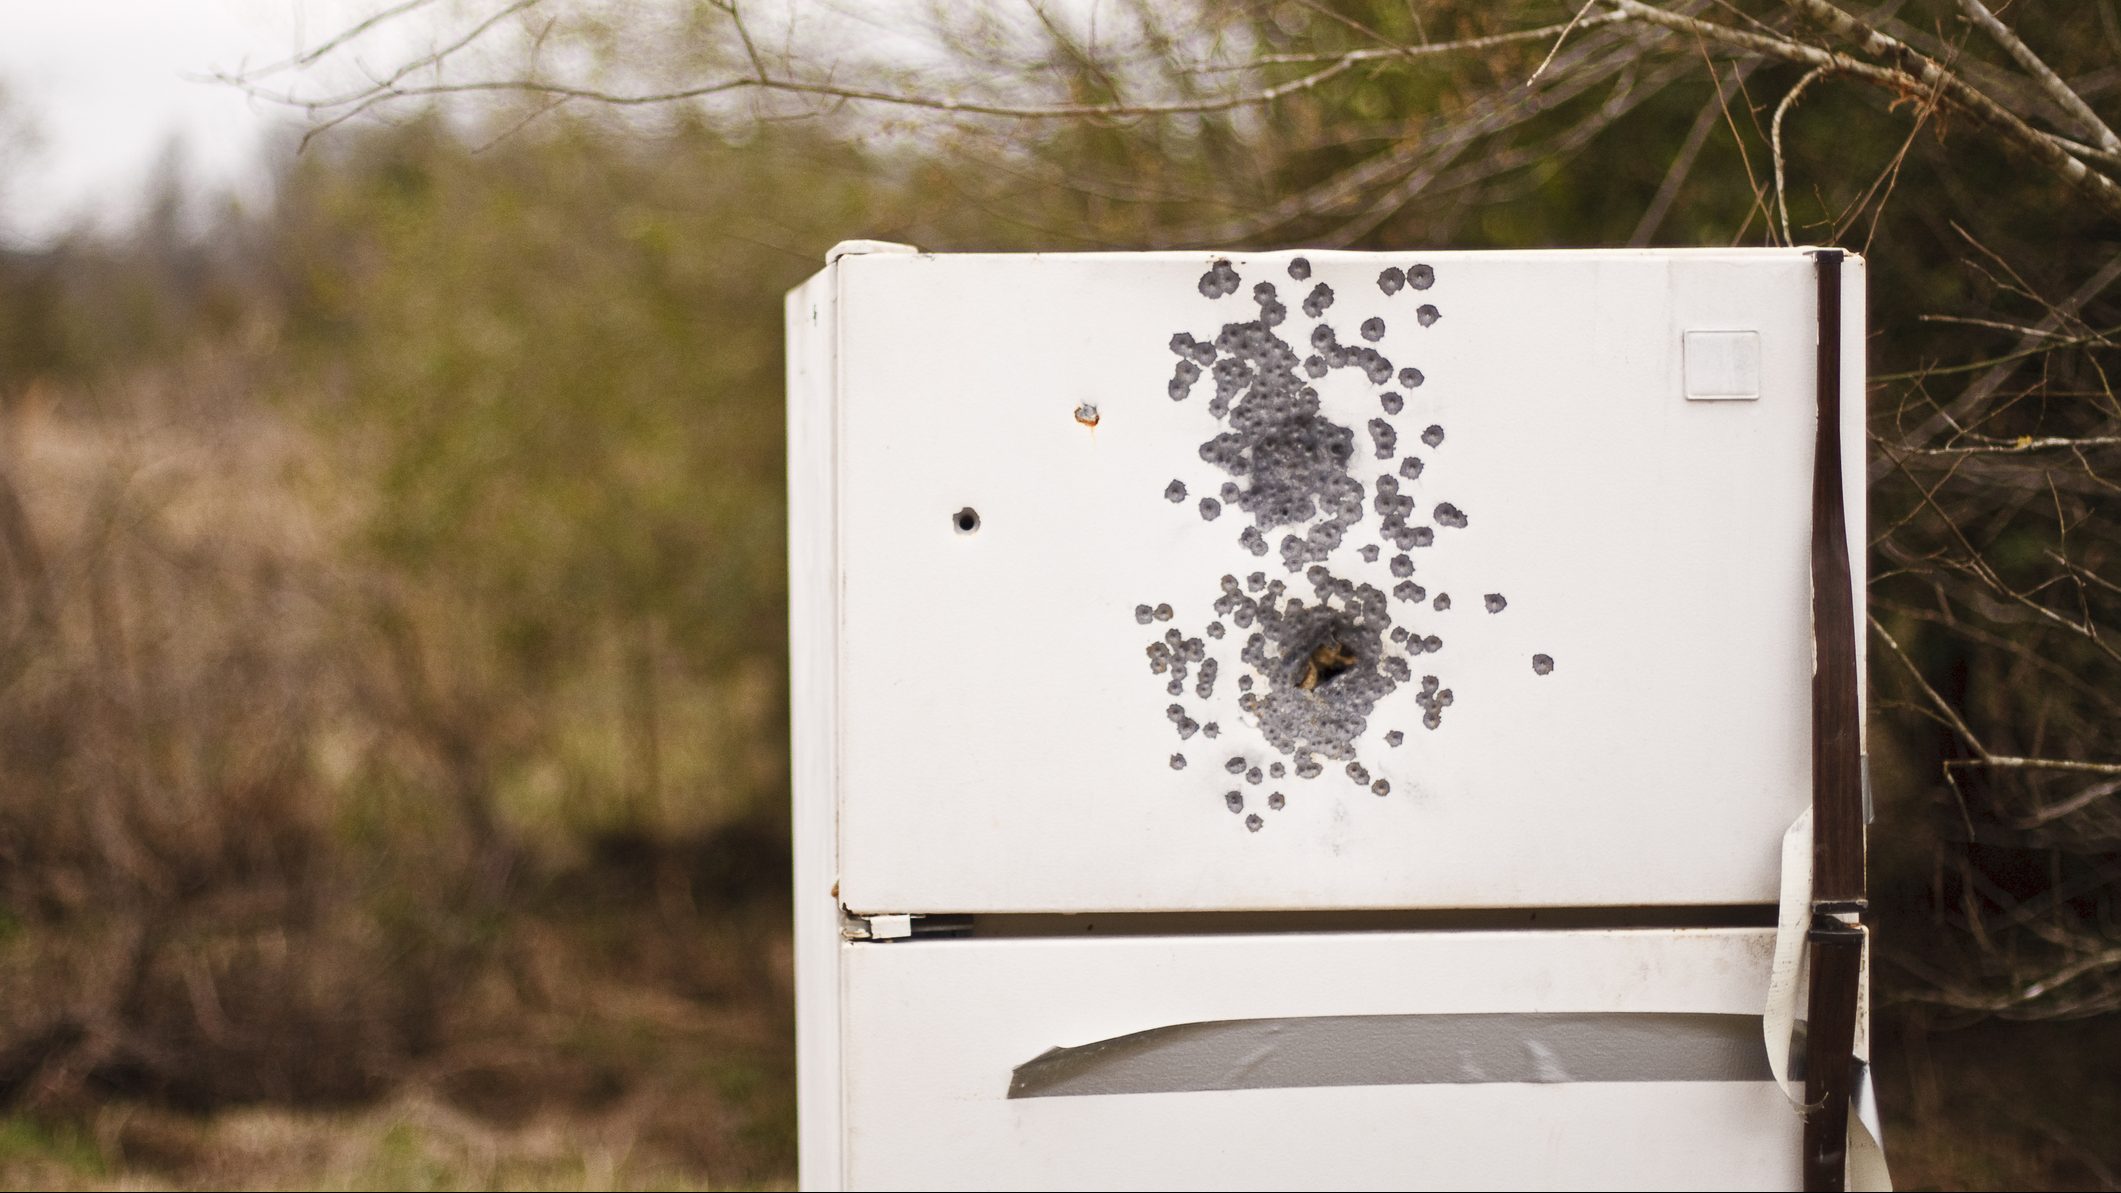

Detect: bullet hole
[1399,457,1424,480]
[1247,767,1263,785]
[1207,621,1226,638]
[1423,710,1442,730]
[1178,718,1200,739]
[1135,604,1154,625]
[1437,689,1454,706]
[1423,634,1442,652]
[1399,366,1425,388]
[1288,257,1312,281]
[1245,813,1264,832]
[1200,259,1242,298]
[1297,636,1360,690]
[1378,267,1406,295]
[1389,626,1409,644]
[1416,304,1441,327]
[1171,332,1199,357]
[1485,593,1508,613]
[1268,791,1286,810]
[1239,674,1254,691]
[1155,603,1175,621]
[1222,482,1242,503]
[1390,553,1414,577]
[1433,503,1468,529]
[1225,756,1247,773]
[1203,721,1221,737]
[954,507,981,534]
[1247,571,1266,591]
[1432,592,1451,612]
[1259,301,1287,328]
[1303,355,1327,379]
[1384,730,1404,746]
[1167,678,1184,696]
[1409,527,1435,547]
[1200,497,1222,521]
[1165,480,1188,503]
[1170,754,1187,770]
[1369,418,1398,459]
[1269,761,1285,778]
[1359,544,1380,562]
[1346,762,1370,785]
[1409,264,1435,290]
[1421,424,1445,448]
[1075,402,1101,427]
[1533,653,1555,675]
[1381,391,1404,415]
[1165,628,1184,648]
[1361,317,1387,342]
[1225,790,1245,813]
[1372,779,1391,797]
[1303,282,1335,318]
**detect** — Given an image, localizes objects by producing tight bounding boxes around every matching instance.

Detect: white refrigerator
[786,245,1877,1190]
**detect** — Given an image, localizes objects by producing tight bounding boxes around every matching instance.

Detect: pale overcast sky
[0,0,363,246]
[0,0,1160,247]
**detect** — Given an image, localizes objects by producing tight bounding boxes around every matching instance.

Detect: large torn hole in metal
[1007,1012,1772,1098]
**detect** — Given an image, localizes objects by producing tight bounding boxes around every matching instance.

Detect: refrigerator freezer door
[803,249,1865,913]
[838,926,1799,1190]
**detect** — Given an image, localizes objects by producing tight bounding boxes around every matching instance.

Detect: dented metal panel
[811,248,1865,915]
[839,927,1800,1190]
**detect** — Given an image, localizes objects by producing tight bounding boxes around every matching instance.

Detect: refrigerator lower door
[836,926,1800,1191]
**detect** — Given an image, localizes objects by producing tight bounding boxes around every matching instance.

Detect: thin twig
[1772,65,1834,244]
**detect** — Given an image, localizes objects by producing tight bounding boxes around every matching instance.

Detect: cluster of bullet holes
[1144,255,1557,834]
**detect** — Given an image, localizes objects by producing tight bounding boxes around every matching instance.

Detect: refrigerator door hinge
[844,912,912,941]
[841,912,973,941]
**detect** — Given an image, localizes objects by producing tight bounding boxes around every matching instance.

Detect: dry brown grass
[0,358,794,1186]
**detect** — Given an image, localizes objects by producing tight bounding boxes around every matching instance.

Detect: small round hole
[953,507,980,534]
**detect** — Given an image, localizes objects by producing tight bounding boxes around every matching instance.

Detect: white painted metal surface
[795,248,1865,915]
[841,927,1797,1190]
[786,247,1868,1190]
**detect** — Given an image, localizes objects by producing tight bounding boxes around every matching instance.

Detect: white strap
[1765,808,1812,1106]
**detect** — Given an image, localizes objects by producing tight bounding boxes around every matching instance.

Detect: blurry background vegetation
[3,1,2120,1188]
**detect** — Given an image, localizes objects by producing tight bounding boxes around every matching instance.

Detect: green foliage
[263,116,884,840]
